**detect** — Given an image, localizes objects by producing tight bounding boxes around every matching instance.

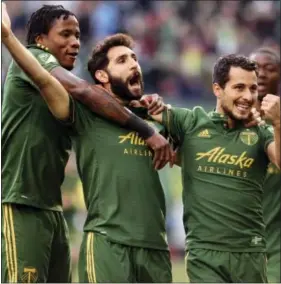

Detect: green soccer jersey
[2,45,71,211]
[263,162,280,257]
[163,106,274,252]
[70,102,168,250]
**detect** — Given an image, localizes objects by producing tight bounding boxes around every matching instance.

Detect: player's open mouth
[129,72,141,87]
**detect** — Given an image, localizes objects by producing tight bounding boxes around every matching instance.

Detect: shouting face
[105,45,144,100]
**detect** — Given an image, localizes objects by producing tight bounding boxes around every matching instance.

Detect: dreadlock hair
[212,54,258,89]
[26,5,76,45]
[88,33,135,84]
[250,47,280,64]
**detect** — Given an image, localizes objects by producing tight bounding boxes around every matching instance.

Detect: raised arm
[1,2,69,120]
[262,95,280,168]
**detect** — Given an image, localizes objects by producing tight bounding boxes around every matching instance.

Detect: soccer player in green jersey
[250,47,281,283]
[149,54,280,282]
[1,3,172,282]
[73,34,172,283]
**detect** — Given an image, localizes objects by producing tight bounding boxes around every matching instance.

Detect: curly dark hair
[88,33,135,84]
[26,5,76,45]
[212,54,258,89]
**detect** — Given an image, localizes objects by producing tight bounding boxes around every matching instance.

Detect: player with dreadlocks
[250,47,281,283]
[1,3,172,282]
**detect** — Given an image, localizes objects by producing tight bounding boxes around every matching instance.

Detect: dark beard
[221,104,251,123]
[108,73,144,101]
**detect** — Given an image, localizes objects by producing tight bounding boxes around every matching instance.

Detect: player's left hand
[261,94,280,126]
[130,94,165,115]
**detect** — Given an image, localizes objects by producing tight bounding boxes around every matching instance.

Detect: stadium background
[1,0,280,282]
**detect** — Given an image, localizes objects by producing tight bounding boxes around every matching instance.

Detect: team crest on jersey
[20,267,38,283]
[38,53,57,64]
[239,130,258,146]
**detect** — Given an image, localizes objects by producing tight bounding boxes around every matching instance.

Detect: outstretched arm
[1,2,69,120]
[50,67,155,138]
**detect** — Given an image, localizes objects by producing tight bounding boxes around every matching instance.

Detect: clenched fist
[261,94,280,126]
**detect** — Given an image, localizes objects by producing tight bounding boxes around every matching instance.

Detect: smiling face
[214,66,258,121]
[250,52,280,99]
[36,15,80,70]
[104,45,144,100]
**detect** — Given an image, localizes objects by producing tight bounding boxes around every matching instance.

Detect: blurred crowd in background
[1,0,280,281]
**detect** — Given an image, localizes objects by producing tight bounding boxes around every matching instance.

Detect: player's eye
[61,32,70,38]
[250,86,258,93]
[118,57,126,63]
[235,85,244,91]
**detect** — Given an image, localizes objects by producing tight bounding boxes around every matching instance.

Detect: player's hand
[261,94,280,126]
[145,133,174,170]
[130,94,165,115]
[244,107,265,128]
[1,2,12,39]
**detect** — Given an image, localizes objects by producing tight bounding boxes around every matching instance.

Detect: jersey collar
[208,111,228,123]
[26,44,50,53]
[208,110,245,129]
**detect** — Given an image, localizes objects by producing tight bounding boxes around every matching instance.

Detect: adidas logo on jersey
[198,129,211,138]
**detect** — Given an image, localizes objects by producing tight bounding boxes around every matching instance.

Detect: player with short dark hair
[151,54,280,282]
[73,33,172,283]
[1,4,171,282]
[250,47,281,284]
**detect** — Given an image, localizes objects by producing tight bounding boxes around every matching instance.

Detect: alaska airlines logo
[119,132,152,157]
[195,147,254,169]
[239,130,259,146]
[119,132,146,145]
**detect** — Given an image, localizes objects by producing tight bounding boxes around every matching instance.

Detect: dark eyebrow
[115,54,127,62]
[59,28,80,35]
[232,83,245,87]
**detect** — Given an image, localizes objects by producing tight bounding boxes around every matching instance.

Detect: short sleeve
[16,49,60,89]
[162,107,195,143]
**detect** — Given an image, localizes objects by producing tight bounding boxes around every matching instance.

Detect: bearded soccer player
[150,54,280,282]
[1,3,172,283]
[69,33,172,283]
[250,47,281,284]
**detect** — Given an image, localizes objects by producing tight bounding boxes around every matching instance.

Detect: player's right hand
[1,2,12,39]
[145,133,174,170]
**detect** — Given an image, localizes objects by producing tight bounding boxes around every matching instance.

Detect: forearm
[273,122,280,168]
[51,68,155,138]
[3,32,70,119]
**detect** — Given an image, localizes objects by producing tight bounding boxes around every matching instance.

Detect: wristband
[126,113,155,139]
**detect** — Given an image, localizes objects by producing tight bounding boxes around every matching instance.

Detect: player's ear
[95,70,109,84]
[213,83,222,98]
[35,35,44,45]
